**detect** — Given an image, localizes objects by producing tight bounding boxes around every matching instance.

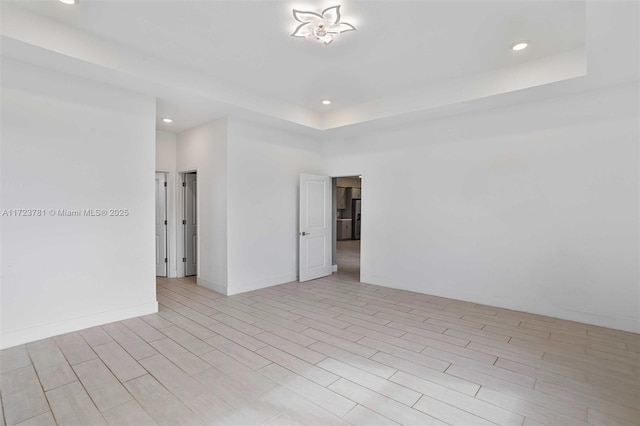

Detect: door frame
[177,170,198,278]
[155,171,168,277]
[331,172,364,281]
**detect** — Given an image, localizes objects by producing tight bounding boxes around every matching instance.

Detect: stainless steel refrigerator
[352,199,361,240]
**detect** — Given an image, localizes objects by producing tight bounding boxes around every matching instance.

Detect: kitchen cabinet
[337,187,346,209]
[337,219,352,240]
[351,188,361,199]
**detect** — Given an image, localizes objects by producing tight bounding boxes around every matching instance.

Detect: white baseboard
[0,301,158,350]
[332,264,338,272]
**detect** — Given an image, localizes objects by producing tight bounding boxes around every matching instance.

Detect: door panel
[155,173,167,277]
[185,173,197,277]
[299,174,332,282]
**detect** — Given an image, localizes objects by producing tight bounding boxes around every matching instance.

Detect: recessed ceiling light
[162,118,173,123]
[59,0,79,5]
[322,100,332,105]
[511,41,529,51]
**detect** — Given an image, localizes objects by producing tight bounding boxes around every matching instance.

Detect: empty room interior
[1,1,639,425]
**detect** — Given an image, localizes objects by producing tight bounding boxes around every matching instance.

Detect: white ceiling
[1,0,636,134]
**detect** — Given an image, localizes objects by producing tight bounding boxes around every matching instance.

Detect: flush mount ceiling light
[511,41,530,51]
[291,5,356,45]
[58,0,79,4]
[322,99,332,105]
[162,118,173,123]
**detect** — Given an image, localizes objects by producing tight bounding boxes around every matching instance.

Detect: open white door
[155,172,167,277]
[299,174,332,282]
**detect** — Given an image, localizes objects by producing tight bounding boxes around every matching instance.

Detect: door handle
[299,231,310,236]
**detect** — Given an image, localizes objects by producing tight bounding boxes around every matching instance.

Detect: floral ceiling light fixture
[290,5,356,45]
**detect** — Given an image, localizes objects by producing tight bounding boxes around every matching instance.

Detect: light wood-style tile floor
[2,250,639,425]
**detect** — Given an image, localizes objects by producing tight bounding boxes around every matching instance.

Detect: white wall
[156,130,178,277]
[156,130,177,173]
[226,118,323,294]
[323,82,640,333]
[176,119,228,292]
[0,59,158,349]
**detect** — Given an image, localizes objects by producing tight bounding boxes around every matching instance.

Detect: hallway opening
[333,175,362,282]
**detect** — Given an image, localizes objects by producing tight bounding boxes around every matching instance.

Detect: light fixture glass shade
[291,5,356,45]
[511,41,529,51]
[59,0,79,4]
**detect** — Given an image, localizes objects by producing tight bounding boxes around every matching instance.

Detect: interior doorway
[333,175,362,281]
[155,172,168,277]
[184,172,197,277]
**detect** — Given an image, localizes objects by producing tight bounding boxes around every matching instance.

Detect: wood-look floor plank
[55,332,98,366]
[251,311,308,332]
[72,358,132,412]
[259,386,350,426]
[389,370,524,426]
[0,365,50,426]
[334,314,406,337]
[252,319,317,347]
[256,345,339,387]
[258,363,356,417]
[156,309,216,340]
[93,341,146,383]
[46,381,106,426]
[298,317,364,342]
[124,374,203,426]
[328,378,446,425]
[534,380,640,424]
[386,321,469,346]
[254,332,326,365]
[13,411,56,426]
[211,313,263,336]
[370,352,480,395]
[342,405,400,426]
[122,318,165,342]
[102,400,157,426]
[476,386,590,426]
[79,327,113,347]
[26,339,77,391]
[318,358,420,406]
[413,394,496,426]
[204,335,272,370]
[309,341,397,378]
[193,366,275,407]
[0,346,31,374]
[158,326,214,356]
[446,364,587,420]
[157,296,218,327]
[359,337,450,372]
[198,350,278,397]
[101,323,157,360]
[409,334,499,364]
[149,338,210,375]
[138,354,208,403]
[140,313,174,330]
[207,323,266,351]
[303,328,377,358]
